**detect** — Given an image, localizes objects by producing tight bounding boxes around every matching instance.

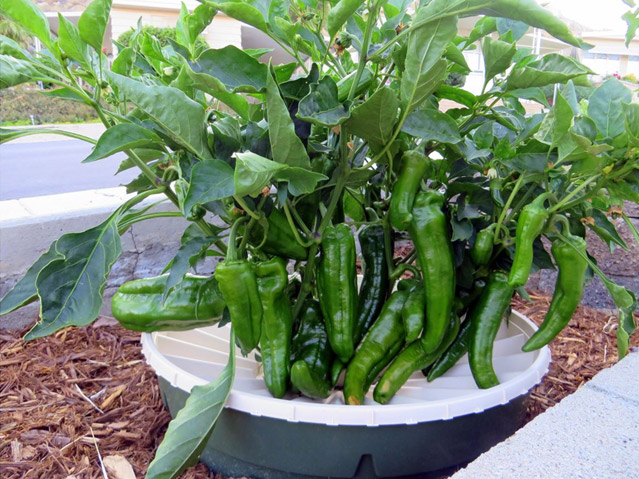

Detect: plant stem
[493,174,526,243]
[549,175,600,213]
[234,196,261,220]
[283,201,314,247]
[347,1,379,101]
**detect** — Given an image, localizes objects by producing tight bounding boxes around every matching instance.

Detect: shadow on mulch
[1,294,637,479]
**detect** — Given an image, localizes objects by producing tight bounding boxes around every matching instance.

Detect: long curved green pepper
[344,290,409,405]
[389,150,430,231]
[215,218,262,355]
[330,358,345,387]
[317,224,357,363]
[409,190,456,352]
[354,225,389,343]
[290,300,334,399]
[400,281,426,344]
[522,236,588,351]
[468,271,514,389]
[254,257,293,398]
[427,317,474,381]
[508,193,550,287]
[471,226,495,266]
[373,313,460,405]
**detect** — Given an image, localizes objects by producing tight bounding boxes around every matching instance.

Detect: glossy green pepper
[330,358,345,387]
[248,207,308,261]
[390,150,430,231]
[344,290,409,405]
[471,226,495,266]
[111,274,225,332]
[254,257,293,398]
[317,224,357,363]
[427,317,473,381]
[373,313,460,405]
[522,236,588,352]
[354,225,389,343]
[468,271,514,389]
[399,280,425,344]
[508,193,550,287]
[409,190,456,352]
[290,300,334,399]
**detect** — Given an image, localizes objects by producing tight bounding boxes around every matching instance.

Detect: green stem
[239,196,267,255]
[287,199,312,236]
[347,1,379,101]
[283,201,314,247]
[390,263,421,280]
[118,211,183,231]
[493,174,526,243]
[234,196,261,220]
[226,217,249,261]
[549,175,600,213]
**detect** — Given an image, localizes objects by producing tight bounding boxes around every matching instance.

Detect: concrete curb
[450,351,639,479]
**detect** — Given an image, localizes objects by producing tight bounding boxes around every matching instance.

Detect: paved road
[0,140,137,200]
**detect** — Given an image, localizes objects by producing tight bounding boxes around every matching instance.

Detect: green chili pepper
[471,226,495,266]
[409,190,456,352]
[344,290,409,405]
[373,313,460,405]
[254,257,293,398]
[290,300,334,399]
[468,271,514,389]
[508,193,550,287]
[111,274,225,332]
[522,235,588,352]
[330,358,345,387]
[389,150,431,231]
[317,224,357,363]
[248,207,308,260]
[215,219,262,355]
[427,317,473,381]
[400,281,426,344]
[354,225,389,343]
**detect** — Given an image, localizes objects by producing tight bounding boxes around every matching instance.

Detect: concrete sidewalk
[5,122,106,143]
[451,351,639,479]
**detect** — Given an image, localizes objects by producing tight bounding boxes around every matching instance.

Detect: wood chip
[104,455,137,479]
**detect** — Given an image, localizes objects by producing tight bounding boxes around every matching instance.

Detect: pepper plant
[1,0,639,477]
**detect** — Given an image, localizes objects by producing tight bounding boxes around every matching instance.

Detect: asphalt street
[0,140,136,200]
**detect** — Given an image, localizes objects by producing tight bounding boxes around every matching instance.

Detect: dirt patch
[1,298,637,479]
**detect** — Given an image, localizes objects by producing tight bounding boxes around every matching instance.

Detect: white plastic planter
[141,310,550,479]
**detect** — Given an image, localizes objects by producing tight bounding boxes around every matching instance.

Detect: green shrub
[0,85,99,125]
[117,25,208,51]
[622,72,638,84]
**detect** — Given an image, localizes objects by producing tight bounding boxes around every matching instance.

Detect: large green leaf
[145,329,236,479]
[0,55,43,87]
[482,36,516,85]
[623,102,639,147]
[297,77,351,127]
[57,13,88,65]
[265,67,310,168]
[587,209,629,251]
[1,0,53,49]
[26,215,122,340]
[111,47,135,76]
[0,34,30,60]
[587,78,633,140]
[83,123,163,163]
[182,63,249,119]
[401,108,461,144]
[184,159,235,214]
[208,1,268,33]
[0,242,61,316]
[507,54,593,90]
[234,152,327,197]
[108,73,213,161]
[534,90,573,153]
[176,3,217,49]
[400,16,457,112]
[78,0,113,53]
[327,0,366,38]
[191,46,268,93]
[345,87,399,146]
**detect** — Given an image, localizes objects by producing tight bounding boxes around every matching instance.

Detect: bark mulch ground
[1,295,637,479]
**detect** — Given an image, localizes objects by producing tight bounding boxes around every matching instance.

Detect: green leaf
[535,90,573,152]
[145,329,236,479]
[0,34,30,60]
[83,124,162,163]
[327,0,366,38]
[587,78,633,140]
[587,209,629,251]
[182,63,249,119]
[111,47,135,76]
[164,225,218,300]
[623,102,639,147]
[507,54,593,90]
[191,46,268,93]
[444,42,470,72]
[184,159,235,214]
[26,215,122,340]
[209,1,268,33]
[434,84,477,108]
[0,55,44,87]
[2,0,53,50]
[0,242,61,316]
[507,87,549,107]
[78,0,113,53]
[57,13,88,65]
[177,2,217,49]
[623,8,639,47]
[0,127,97,145]
[265,67,310,168]
[234,152,327,197]
[496,17,529,41]
[617,301,637,359]
[482,36,516,84]
[108,73,213,161]
[345,87,399,146]
[343,189,365,222]
[297,77,351,127]
[401,108,461,144]
[400,15,457,112]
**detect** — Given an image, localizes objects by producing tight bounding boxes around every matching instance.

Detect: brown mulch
[1,298,638,479]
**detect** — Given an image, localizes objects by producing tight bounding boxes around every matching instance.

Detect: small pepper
[398,279,425,344]
[508,193,550,287]
[468,271,514,389]
[290,300,334,399]
[522,235,588,351]
[111,274,225,332]
[471,225,495,266]
[344,290,409,405]
[254,257,294,398]
[317,224,357,363]
[390,150,431,231]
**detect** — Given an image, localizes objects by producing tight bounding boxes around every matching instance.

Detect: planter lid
[141,310,550,426]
